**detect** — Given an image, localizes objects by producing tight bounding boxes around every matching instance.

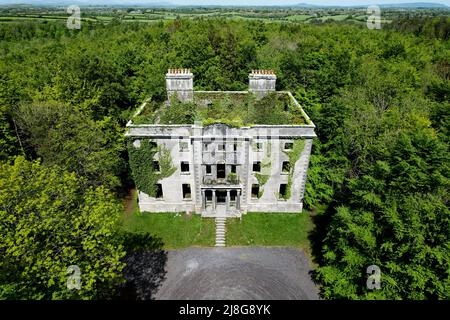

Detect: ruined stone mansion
[125,69,316,217]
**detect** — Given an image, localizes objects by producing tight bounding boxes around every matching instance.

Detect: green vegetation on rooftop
[132,92,308,126]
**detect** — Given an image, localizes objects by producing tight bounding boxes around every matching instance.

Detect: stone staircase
[215,217,226,247]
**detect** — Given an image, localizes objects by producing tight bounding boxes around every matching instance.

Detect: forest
[0,13,449,299]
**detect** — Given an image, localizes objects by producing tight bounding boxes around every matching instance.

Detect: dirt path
[123,188,136,218]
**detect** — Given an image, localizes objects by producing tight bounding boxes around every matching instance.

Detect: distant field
[0,15,98,22]
[0,4,438,26]
[286,14,314,21]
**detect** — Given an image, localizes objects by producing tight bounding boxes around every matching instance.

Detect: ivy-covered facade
[125,69,316,216]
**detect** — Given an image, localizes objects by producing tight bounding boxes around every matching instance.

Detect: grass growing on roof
[135,92,308,126]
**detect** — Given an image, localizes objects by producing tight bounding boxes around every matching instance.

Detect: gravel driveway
[154,247,319,300]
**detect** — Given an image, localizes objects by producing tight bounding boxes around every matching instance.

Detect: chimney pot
[248,69,277,99]
[166,68,194,103]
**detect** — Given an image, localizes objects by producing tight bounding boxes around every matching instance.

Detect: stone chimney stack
[166,68,194,103]
[249,69,276,98]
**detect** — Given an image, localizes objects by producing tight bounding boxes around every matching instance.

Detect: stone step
[215,217,227,247]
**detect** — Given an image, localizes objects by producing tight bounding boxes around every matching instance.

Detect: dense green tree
[14,101,124,190]
[0,105,19,161]
[0,157,125,299]
[0,16,448,300]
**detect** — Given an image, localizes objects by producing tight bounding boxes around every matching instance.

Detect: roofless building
[125,69,316,217]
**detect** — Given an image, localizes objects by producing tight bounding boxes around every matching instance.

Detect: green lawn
[122,212,215,249]
[226,212,313,249]
[122,211,314,250]
[122,190,314,250]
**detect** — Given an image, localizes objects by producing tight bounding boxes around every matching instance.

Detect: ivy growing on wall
[254,142,272,198]
[282,139,306,200]
[127,139,176,197]
[157,145,177,178]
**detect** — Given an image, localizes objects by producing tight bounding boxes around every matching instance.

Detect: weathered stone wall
[248,70,277,98]
[137,137,196,213]
[166,69,194,102]
[128,123,315,214]
[126,124,316,139]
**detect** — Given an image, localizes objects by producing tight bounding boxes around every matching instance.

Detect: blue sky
[168,0,450,5]
[0,0,448,5]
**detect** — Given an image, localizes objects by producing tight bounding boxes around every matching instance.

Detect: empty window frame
[205,190,213,201]
[205,165,212,175]
[253,161,261,172]
[230,190,237,202]
[284,142,293,150]
[155,184,163,199]
[251,184,260,198]
[181,161,190,173]
[253,142,263,151]
[217,164,226,179]
[216,191,227,203]
[279,184,288,199]
[218,143,226,151]
[182,184,191,199]
[152,160,160,172]
[179,141,189,152]
[282,161,290,173]
[233,143,238,151]
[231,165,237,174]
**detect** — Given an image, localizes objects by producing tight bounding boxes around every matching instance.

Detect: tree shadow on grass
[307,201,339,266]
[306,203,338,299]
[117,232,167,300]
